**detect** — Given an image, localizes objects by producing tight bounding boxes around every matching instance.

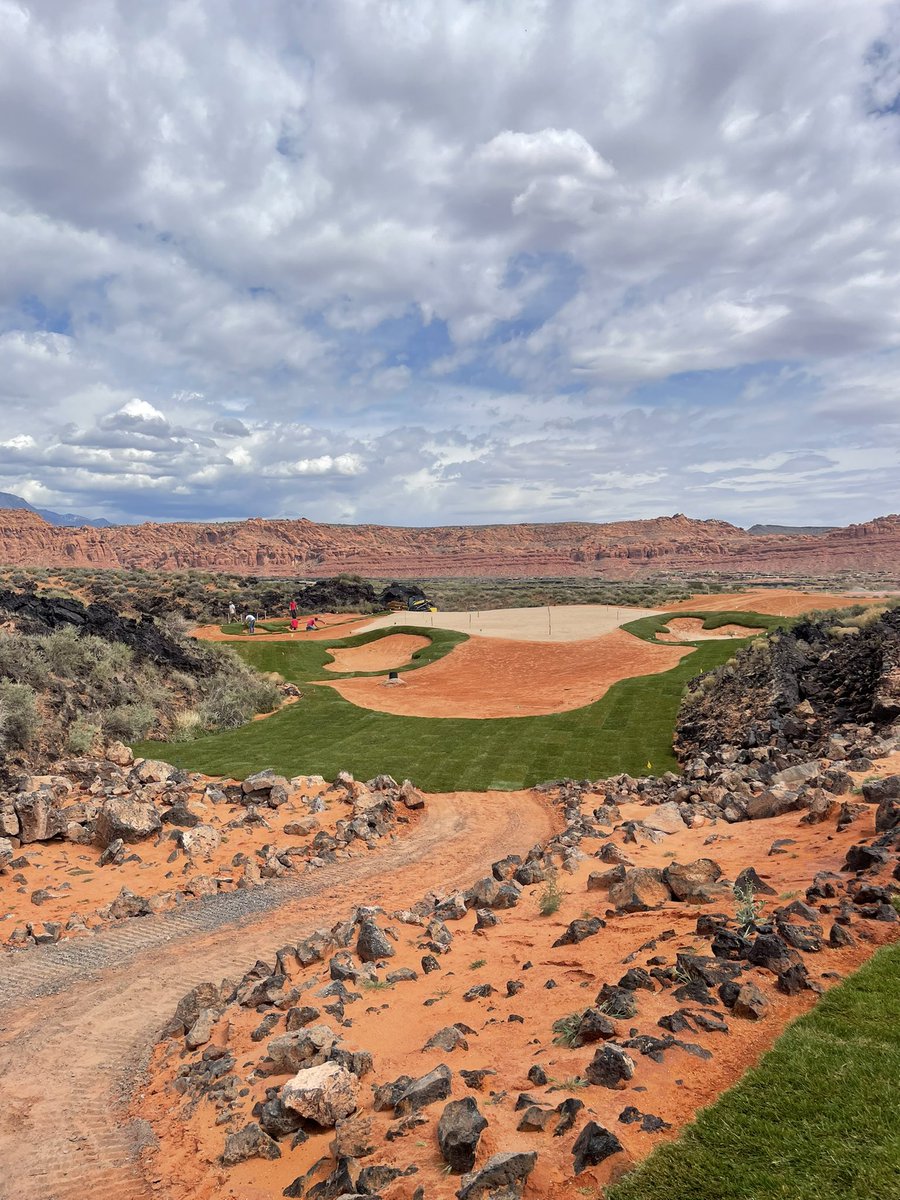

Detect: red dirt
[0,775,343,945]
[325,629,689,718]
[0,788,560,1200]
[670,589,869,616]
[133,765,900,1200]
[322,634,431,673]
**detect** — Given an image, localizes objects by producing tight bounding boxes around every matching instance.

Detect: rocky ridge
[2,508,900,579]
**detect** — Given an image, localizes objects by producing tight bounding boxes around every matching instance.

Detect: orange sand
[325,628,689,718]
[323,634,431,673]
[135,765,900,1200]
[671,590,867,617]
[0,777,355,944]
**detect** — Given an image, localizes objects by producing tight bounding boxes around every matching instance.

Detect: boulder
[14,793,68,843]
[584,1043,635,1089]
[861,775,900,804]
[94,797,161,847]
[438,1097,488,1173]
[221,1121,281,1165]
[746,790,805,820]
[572,1121,624,1175]
[640,802,685,834]
[267,1025,337,1074]
[281,1061,359,1127]
[180,824,221,860]
[552,917,604,947]
[0,837,13,872]
[456,1151,536,1200]
[356,919,395,962]
[662,858,722,903]
[394,1064,452,1116]
[573,1008,618,1046]
[609,868,670,912]
[875,799,900,833]
[732,983,769,1021]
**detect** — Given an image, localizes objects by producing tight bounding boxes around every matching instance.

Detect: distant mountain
[747,524,837,537]
[0,507,898,579]
[0,491,113,528]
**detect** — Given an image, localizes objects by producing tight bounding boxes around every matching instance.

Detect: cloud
[0,0,898,527]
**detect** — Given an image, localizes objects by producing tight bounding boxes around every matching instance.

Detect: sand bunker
[322,633,431,673]
[325,628,689,718]
[356,603,660,643]
[656,617,763,642]
[670,589,867,617]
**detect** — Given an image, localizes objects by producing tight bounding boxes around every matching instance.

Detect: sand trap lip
[656,617,764,642]
[355,603,661,643]
[322,633,432,673]
[325,627,690,717]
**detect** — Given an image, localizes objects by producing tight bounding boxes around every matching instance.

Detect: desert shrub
[170,709,203,743]
[101,702,156,741]
[0,681,39,748]
[552,1011,585,1047]
[198,683,251,731]
[539,874,562,916]
[66,717,100,755]
[38,626,96,676]
[0,632,51,688]
[733,882,765,932]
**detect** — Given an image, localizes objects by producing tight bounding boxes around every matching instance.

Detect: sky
[1,0,899,528]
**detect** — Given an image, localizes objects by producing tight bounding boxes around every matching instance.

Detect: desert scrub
[66,717,101,755]
[733,882,765,933]
[552,1011,585,1047]
[539,873,563,916]
[171,709,203,743]
[0,681,39,749]
[101,702,157,741]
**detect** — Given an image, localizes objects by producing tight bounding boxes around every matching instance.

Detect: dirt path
[0,790,557,1200]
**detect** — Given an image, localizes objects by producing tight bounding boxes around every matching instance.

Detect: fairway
[137,634,749,790]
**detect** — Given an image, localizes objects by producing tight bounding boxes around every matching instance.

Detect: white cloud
[0,0,898,526]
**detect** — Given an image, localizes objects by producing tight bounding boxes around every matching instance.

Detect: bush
[66,717,100,755]
[0,681,39,749]
[170,709,202,743]
[539,874,563,916]
[101,702,156,741]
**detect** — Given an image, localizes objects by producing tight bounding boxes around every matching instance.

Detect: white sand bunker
[356,603,660,644]
[656,617,762,642]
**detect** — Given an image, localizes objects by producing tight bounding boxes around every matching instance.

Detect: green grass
[622,609,790,644]
[134,637,745,790]
[226,625,467,681]
[607,942,900,1200]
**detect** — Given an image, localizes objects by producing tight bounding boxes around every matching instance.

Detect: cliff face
[1,508,899,579]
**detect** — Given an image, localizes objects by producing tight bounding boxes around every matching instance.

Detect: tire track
[0,790,556,1200]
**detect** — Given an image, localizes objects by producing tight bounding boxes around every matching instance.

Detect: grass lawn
[136,636,747,790]
[225,625,468,680]
[622,609,790,644]
[607,940,900,1200]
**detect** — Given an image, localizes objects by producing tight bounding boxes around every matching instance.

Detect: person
[290,616,299,632]
[245,612,256,634]
[305,615,323,632]
[228,601,236,622]
[289,598,297,618]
